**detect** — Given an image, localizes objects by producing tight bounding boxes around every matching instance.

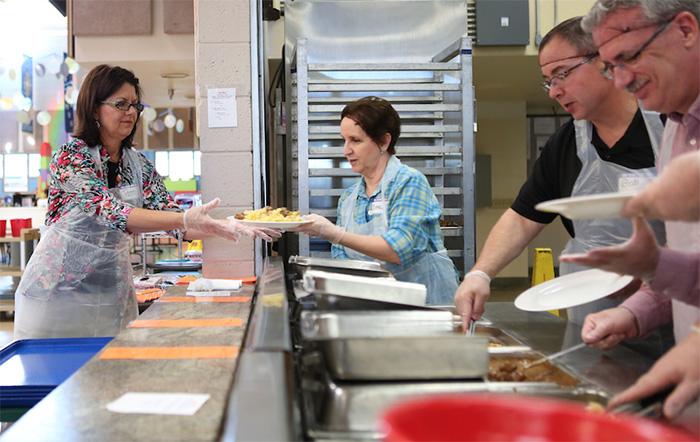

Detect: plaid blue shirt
[331,162,446,268]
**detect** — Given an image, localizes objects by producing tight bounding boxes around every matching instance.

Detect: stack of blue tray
[0,337,111,408]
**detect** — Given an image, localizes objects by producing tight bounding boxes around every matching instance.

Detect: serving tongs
[522,342,588,369]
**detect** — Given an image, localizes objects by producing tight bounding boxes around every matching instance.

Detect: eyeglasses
[541,54,598,92]
[599,18,674,80]
[101,99,144,113]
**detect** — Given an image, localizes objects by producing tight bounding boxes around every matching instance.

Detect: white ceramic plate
[230,218,312,229]
[535,191,637,220]
[514,269,634,312]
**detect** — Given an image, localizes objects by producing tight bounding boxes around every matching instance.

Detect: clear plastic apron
[14,147,143,339]
[338,156,458,305]
[657,120,700,342]
[560,110,666,324]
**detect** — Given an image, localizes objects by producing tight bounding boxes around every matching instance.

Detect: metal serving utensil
[522,342,587,369]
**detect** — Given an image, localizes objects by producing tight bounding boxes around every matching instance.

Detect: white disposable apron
[14,146,144,338]
[338,156,458,305]
[657,119,700,342]
[560,110,666,324]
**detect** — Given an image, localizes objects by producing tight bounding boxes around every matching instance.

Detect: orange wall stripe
[128,318,244,328]
[99,346,239,360]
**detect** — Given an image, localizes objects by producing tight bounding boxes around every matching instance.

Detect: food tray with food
[231,206,311,229]
[488,353,579,387]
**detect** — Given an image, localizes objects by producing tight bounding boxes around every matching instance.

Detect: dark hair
[340,96,401,155]
[73,64,142,150]
[539,16,598,55]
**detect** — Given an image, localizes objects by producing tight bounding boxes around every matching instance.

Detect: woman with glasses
[14,65,279,339]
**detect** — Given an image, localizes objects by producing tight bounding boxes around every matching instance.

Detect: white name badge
[118,185,140,202]
[618,175,653,193]
[368,198,388,216]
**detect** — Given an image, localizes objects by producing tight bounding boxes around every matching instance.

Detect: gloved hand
[184,198,281,242]
[454,271,491,330]
[232,220,281,242]
[291,214,345,244]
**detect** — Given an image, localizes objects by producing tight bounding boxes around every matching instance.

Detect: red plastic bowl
[382,394,696,442]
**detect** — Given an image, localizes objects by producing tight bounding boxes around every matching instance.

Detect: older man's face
[592,7,684,114]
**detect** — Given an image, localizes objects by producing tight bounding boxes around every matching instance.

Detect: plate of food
[230,207,312,229]
[535,191,637,220]
[514,269,634,312]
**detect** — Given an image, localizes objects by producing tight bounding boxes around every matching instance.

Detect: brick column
[195,0,255,277]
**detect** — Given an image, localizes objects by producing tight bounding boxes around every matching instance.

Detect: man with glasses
[571,0,700,420]
[455,17,667,340]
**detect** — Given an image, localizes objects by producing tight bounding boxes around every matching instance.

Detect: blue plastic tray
[0,337,111,407]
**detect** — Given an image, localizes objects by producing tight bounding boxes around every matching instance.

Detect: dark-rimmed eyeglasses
[599,17,674,80]
[102,99,144,113]
[542,54,598,92]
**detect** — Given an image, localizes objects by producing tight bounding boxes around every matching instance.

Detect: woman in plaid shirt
[294,97,458,305]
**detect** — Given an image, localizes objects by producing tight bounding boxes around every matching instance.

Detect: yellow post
[531,248,559,316]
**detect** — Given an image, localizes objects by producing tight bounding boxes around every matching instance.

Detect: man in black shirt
[455,17,664,326]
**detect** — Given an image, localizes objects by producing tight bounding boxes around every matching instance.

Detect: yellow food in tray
[234,206,303,222]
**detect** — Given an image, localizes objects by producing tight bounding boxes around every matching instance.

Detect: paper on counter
[188,278,242,292]
[107,392,209,416]
[187,290,233,297]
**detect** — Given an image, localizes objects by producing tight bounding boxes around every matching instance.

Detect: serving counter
[0,256,686,441]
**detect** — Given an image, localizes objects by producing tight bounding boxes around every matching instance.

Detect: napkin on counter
[187,278,242,292]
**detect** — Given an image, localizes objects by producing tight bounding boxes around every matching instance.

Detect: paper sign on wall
[207,88,237,128]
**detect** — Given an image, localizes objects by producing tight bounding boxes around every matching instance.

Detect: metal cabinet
[289,36,476,275]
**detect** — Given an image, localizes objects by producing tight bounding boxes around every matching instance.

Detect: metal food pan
[288,255,393,278]
[311,293,439,312]
[315,335,489,381]
[304,381,608,437]
[300,310,456,340]
[300,311,528,347]
[303,270,427,306]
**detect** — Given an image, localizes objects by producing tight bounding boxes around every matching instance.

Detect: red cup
[0,220,6,238]
[10,219,23,237]
[22,218,32,230]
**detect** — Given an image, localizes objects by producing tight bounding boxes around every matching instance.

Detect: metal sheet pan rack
[289,37,476,274]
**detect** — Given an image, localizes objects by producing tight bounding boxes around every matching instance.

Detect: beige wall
[195,0,256,278]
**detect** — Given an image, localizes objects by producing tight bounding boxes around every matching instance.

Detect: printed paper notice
[107,392,210,415]
[187,290,233,297]
[207,88,237,128]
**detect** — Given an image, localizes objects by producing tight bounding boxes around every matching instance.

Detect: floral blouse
[47,138,181,232]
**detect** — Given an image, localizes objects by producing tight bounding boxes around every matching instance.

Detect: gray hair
[539,16,598,55]
[582,0,700,32]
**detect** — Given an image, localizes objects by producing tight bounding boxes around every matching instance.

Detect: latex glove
[560,217,660,281]
[608,329,700,419]
[581,307,639,349]
[232,219,281,242]
[623,150,700,222]
[183,198,280,242]
[291,214,345,244]
[454,271,491,330]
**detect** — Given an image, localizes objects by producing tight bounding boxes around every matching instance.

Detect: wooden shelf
[0,267,21,277]
[0,228,40,243]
